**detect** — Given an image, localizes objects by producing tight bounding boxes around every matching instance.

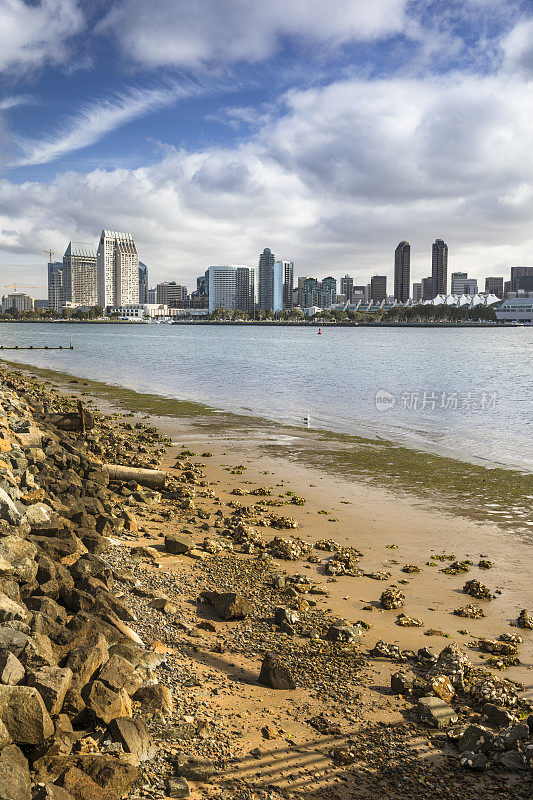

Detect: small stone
[259,651,296,690]
[417,696,458,728]
[379,588,405,609]
[516,609,533,629]
[166,777,190,798]
[199,590,252,619]
[164,533,194,555]
[459,751,488,771]
[457,724,495,753]
[174,755,215,781]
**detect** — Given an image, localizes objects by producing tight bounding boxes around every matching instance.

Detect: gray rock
[164,533,194,554]
[107,716,157,762]
[23,503,58,531]
[457,724,495,754]
[417,696,458,728]
[26,666,72,716]
[174,755,215,781]
[0,685,54,744]
[259,651,296,690]
[498,750,527,771]
[166,777,190,798]
[199,590,252,619]
[325,621,361,643]
[274,606,299,625]
[0,651,25,685]
[0,743,31,800]
[459,750,488,771]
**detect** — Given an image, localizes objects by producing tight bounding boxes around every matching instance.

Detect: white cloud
[0,0,84,74]
[2,71,533,287]
[13,81,209,166]
[98,0,409,68]
[502,17,533,76]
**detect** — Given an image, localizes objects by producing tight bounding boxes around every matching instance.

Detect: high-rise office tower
[97,230,139,307]
[320,276,337,308]
[370,275,387,302]
[485,277,503,297]
[412,282,422,302]
[155,282,187,306]
[273,260,294,309]
[421,276,434,300]
[258,247,275,311]
[432,238,448,295]
[394,241,410,302]
[63,242,97,306]
[340,275,354,302]
[301,277,320,308]
[48,261,64,311]
[207,266,254,313]
[450,271,468,294]
[139,262,149,304]
[510,266,533,291]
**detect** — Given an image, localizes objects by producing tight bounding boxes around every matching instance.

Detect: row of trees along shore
[0,304,497,323]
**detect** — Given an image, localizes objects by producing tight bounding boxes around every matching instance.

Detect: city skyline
[1,2,533,290]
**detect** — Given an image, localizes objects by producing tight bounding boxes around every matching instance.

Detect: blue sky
[1,0,533,294]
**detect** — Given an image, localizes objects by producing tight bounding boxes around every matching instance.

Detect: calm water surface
[0,323,531,471]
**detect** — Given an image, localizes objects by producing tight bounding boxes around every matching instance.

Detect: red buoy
[317,328,322,334]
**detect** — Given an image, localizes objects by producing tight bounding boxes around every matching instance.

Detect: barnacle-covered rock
[463,579,491,599]
[453,604,485,619]
[380,588,405,610]
[266,536,310,560]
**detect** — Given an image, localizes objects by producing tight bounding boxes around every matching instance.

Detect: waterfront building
[155,282,188,307]
[352,285,367,302]
[193,272,208,299]
[301,277,320,309]
[258,247,275,312]
[1,293,34,313]
[510,266,533,291]
[207,266,254,313]
[297,277,309,306]
[48,261,64,311]
[320,276,337,308]
[292,287,299,306]
[394,241,410,302]
[34,299,49,310]
[273,260,294,309]
[340,275,354,302]
[484,276,503,297]
[97,230,139,308]
[421,276,434,301]
[139,262,149,304]
[370,275,387,302]
[495,291,533,322]
[412,282,422,302]
[432,238,448,295]
[147,288,156,304]
[503,280,511,298]
[451,272,477,296]
[63,242,97,307]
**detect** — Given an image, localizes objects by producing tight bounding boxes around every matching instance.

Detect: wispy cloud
[13,81,207,167]
[0,95,33,111]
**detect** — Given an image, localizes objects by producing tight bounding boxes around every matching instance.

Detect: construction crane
[4,284,45,292]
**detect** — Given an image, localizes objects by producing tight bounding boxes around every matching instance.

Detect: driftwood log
[103,464,166,489]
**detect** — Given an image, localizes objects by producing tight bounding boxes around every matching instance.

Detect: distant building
[320,276,337,308]
[412,282,422,302]
[207,266,255,314]
[139,262,149,304]
[292,287,299,306]
[484,276,503,297]
[258,247,275,312]
[274,260,294,309]
[495,291,533,322]
[340,275,354,302]
[1,293,34,313]
[503,281,511,298]
[510,266,533,291]
[34,299,49,310]
[451,272,477,296]
[63,242,97,307]
[297,276,309,306]
[97,230,139,307]
[516,275,533,292]
[353,285,367,302]
[370,275,387,302]
[155,282,188,307]
[394,241,410,302]
[147,288,156,304]
[421,276,434,301]
[194,272,208,298]
[48,261,64,311]
[301,277,320,308]
[432,239,448,295]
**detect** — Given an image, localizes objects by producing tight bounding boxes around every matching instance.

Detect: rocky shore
[0,364,530,800]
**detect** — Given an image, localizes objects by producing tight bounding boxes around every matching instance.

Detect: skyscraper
[510,266,533,291]
[421,276,434,301]
[301,277,320,308]
[340,275,354,302]
[156,282,187,306]
[274,260,294,309]
[258,247,275,311]
[320,276,337,308]
[97,230,139,307]
[394,241,410,302]
[139,262,149,304]
[412,282,422,302]
[207,266,254,313]
[370,275,387,302]
[63,242,97,306]
[48,261,63,311]
[450,272,468,294]
[485,277,503,297]
[432,239,448,295]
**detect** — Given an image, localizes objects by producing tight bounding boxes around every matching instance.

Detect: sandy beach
[0,360,531,799]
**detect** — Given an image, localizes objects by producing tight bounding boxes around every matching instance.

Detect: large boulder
[0,743,31,800]
[132,684,173,716]
[65,634,109,692]
[98,655,143,697]
[259,651,296,690]
[27,667,73,716]
[199,591,252,619]
[164,533,194,555]
[0,593,30,625]
[81,681,132,725]
[0,650,25,685]
[107,717,156,762]
[0,685,54,744]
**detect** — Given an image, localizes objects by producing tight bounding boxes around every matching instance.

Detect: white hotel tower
[97,230,139,307]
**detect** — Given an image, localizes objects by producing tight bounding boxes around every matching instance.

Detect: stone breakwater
[0,365,530,800]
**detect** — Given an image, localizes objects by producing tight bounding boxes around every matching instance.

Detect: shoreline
[0,319,527,327]
[0,361,531,798]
